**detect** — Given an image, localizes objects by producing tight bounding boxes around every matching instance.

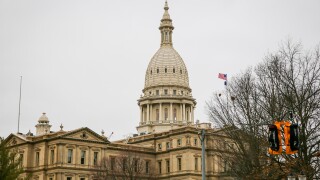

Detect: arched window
[186,110,189,122]
[180,69,182,74]
[173,68,175,73]
[173,108,177,121]
[157,68,159,73]
[165,68,167,73]
[150,70,152,75]
[156,109,159,121]
[164,108,168,121]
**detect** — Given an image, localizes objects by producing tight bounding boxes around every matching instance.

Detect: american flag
[218,73,227,80]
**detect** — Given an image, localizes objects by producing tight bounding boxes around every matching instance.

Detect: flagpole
[17,76,22,133]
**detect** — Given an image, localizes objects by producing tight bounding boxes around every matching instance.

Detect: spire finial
[159,0,174,46]
[164,0,169,10]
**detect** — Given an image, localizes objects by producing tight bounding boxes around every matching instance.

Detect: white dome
[144,46,189,91]
[38,112,49,123]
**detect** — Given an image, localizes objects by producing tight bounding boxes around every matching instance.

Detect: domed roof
[143,1,190,91]
[144,46,189,90]
[38,112,49,123]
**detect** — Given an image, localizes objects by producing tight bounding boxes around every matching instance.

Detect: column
[147,104,150,122]
[142,107,145,122]
[180,104,182,122]
[140,106,143,123]
[170,103,173,122]
[159,103,162,123]
[192,106,195,123]
[150,104,153,122]
[88,147,91,166]
[188,106,191,122]
[183,103,186,122]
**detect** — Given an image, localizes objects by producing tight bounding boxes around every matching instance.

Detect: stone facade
[4,1,233,180]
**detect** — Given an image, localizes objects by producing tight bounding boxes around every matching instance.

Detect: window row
[106,156,151,174]
[158,157,182,174]
[157,138,198,151]
[33,149,100,167]
[150,68,185,75]
[66,149,99,165]
[148,89,187,96]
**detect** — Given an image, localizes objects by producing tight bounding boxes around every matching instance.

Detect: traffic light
[284,122,299,154]
[268,122,282,155]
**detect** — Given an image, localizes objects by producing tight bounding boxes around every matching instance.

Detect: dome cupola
[137,1,196,135]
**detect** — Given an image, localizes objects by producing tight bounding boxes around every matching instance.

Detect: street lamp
[297,172,306,180]
[288,172,307,180]
[287,173,295,180]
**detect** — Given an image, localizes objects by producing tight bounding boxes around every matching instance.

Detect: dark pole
[200,129,206,180]
[17,76,22,133]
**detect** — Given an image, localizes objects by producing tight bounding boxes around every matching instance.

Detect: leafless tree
[94,151,157,180]
[207,41,320,179]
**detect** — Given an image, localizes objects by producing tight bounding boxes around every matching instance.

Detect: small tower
[35,112,52,136]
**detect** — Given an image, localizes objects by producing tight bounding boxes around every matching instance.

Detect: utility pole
[199,129,206,180]
[17,76,22,133]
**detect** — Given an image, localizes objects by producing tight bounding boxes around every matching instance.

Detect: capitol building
[5,2,232,180]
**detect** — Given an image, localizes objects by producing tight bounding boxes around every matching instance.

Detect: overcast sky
[1,0,319,140]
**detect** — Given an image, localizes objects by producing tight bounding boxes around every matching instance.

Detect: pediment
[60,127,109,143]
[4,134,28,147]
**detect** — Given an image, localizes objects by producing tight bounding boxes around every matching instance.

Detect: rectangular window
[19,154,24,168]
[195,157,198,170]
[146,161,149,174]
[177,139,181,146]
[80,178,85,180]
[158,161,162,174]
[122,158,127,171]
[158,143,162,151]
[156,90,159,95]
[111,157,115,170]
[67,177,72,180]
[173,90,176,95]
[166,159,170,173]
[35,152,40,166]
[166,142,170,149]
[134,159,139,172]
[93,152,98,166]
[49,178,53,180]
[164,89,168,95]
[134,159,138,172]
[194,138,198,146]
[67,149,73,163]
[80,150,86,165]
[50,150,54,164]
[177,158,182,171]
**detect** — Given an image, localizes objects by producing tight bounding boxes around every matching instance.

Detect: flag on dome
[218,73,227,80]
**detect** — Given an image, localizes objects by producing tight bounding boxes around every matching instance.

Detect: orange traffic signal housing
[284,121,299,154]
[268,121,282,155]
